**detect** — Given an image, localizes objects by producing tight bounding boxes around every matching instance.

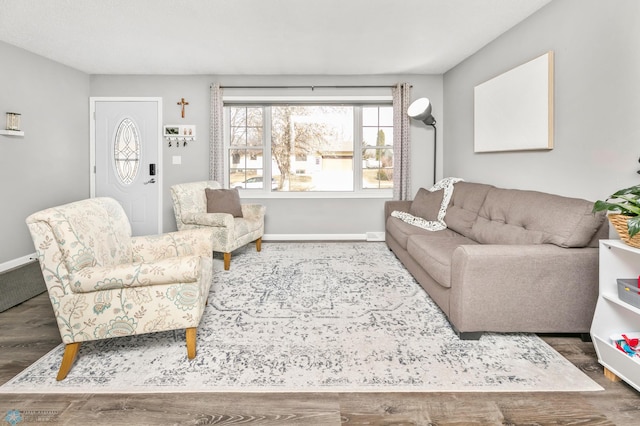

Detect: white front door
[91,98,162,236]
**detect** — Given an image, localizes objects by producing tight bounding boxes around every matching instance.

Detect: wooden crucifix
[177,98,189,118]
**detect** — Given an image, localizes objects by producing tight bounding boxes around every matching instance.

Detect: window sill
[236,190,393,200]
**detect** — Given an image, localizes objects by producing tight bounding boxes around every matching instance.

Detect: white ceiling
[0,0,553,75]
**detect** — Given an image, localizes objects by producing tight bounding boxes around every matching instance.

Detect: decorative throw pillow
[205,188,243,218]
[410,187,444,221]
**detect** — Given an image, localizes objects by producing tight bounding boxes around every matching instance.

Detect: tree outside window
[225,103,393,193]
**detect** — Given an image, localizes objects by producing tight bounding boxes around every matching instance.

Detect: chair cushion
[205,188,243,218]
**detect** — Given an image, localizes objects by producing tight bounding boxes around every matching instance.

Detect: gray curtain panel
[392,83,411,200]
[209,83,224,183]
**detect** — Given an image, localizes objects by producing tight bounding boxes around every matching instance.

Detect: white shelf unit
[0,129,24,137]
[591,239,640,391]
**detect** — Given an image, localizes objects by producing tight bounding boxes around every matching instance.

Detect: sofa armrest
[69,255,201,293]
[181,212,235,228]
[132,228,214,261]
[385,200,412,219]
[241,203,266,219]
[448,244,600,333]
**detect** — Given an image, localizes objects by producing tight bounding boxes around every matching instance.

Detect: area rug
[0,242,602,393]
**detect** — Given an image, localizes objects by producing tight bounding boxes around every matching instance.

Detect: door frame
[89,97,164,234]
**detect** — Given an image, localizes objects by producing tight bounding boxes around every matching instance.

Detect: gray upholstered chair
[170,181,265,270]
[26,197,214,380]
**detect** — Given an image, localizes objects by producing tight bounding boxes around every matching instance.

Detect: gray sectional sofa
[385,181,608,339]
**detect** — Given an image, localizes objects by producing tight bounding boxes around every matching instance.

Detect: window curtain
[392,83,412,200]
[209,83,224,182]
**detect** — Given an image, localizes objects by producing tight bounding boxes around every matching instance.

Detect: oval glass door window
[114,118,140,185]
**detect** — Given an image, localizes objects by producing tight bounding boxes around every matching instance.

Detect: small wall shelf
[163,124,196,147]
[0,129,24,137]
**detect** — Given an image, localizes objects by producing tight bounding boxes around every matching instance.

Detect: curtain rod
[214,84,403,90]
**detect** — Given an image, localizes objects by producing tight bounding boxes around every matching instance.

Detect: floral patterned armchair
[25,197,213,380]
[170,181,265,270]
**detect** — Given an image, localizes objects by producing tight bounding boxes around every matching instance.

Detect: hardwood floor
[1,293,639,425]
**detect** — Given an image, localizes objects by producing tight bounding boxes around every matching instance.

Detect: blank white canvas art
[474,51,553,152]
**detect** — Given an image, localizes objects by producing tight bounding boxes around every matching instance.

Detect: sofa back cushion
[471,188,606,248]
[444,182,494,238]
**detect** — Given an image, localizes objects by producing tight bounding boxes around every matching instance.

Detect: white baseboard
[365,232,385,241]
[0,253,37,274]
[264,233,385,242]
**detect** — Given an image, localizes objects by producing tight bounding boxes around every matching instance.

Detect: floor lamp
[407,97,437,185]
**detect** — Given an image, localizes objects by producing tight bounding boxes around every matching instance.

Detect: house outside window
[224,101,393,195]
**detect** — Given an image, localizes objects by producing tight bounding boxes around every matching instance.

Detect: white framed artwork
[474,51,554,153]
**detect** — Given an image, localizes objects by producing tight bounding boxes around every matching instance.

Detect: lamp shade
[407,98,435,125]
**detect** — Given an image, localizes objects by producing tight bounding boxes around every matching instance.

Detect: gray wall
[4,0,637,266]
[443,0,640,202]
[90,74,442,236]
[0,41,90,265]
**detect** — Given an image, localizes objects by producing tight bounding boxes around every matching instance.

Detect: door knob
[144,178,156,185]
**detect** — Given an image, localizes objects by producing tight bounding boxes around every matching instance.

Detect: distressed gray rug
[0,242,602,393]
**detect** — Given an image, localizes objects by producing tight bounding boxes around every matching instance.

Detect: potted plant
[593,184,640,247]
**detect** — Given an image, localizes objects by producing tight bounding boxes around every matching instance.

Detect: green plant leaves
[628,216,640,238]
[593,185,640,217]
[593,185,640,237]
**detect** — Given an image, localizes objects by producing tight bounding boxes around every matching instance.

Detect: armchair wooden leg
[256,237,262,252]
[186,327,197,359]
[223,252,231,270]
[57,342,81,381]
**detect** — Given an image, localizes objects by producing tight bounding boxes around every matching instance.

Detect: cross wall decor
[177,98,189,118]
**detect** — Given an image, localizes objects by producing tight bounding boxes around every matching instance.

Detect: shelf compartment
[593,334,640,392]
[593,240,640,392]
[602,292,640,315]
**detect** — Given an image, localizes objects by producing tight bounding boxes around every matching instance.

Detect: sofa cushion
[471,188,606,248]
[407,234,478,288]
[386,216,459,250]
[443,182,494,238]
[410,187,444,221]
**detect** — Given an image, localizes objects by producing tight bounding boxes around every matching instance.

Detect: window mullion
[354,106,363,192]
[263,106,272,190]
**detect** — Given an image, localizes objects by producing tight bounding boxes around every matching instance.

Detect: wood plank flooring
[1,292,639,425]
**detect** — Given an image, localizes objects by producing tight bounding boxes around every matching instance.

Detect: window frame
[223,96,393,199]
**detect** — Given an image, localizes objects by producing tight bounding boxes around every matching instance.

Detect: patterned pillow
[205,188,243,217]
[392,178,464,232]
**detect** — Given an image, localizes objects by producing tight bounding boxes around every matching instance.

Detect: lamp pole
[429,123,437,185]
